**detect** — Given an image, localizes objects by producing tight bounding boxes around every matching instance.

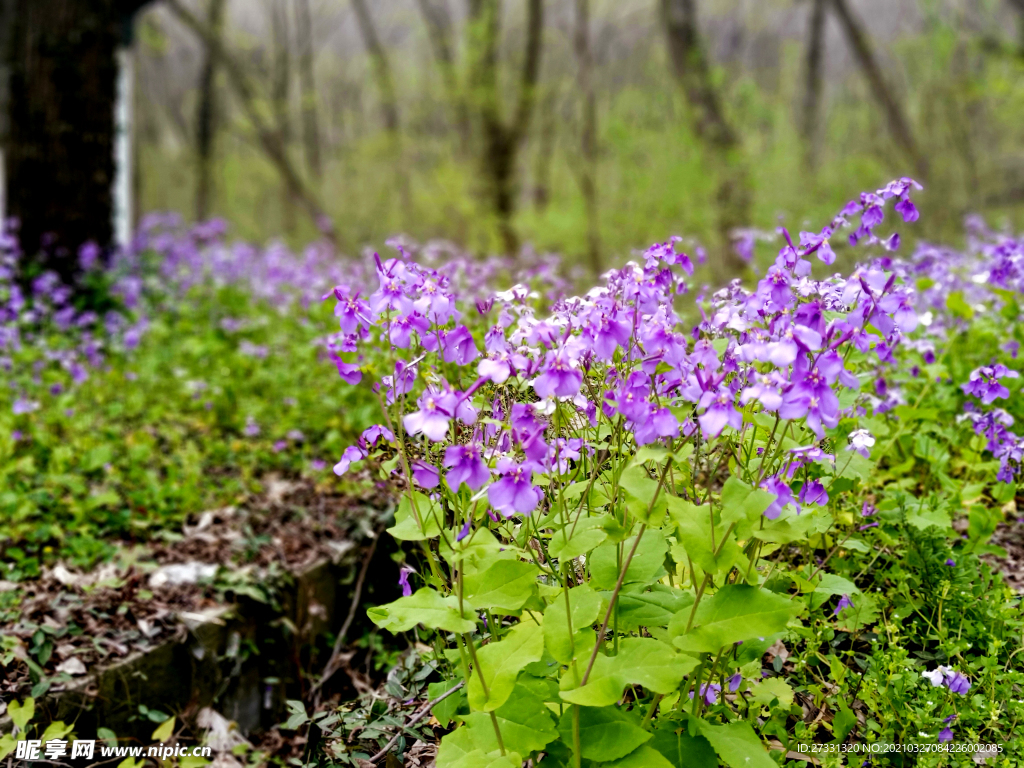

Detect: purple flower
[633,405,680,445]
[444,444,490,491]
[534,349,583,398]
[944,558,955,567]
[728,673,742,692]
[444,325,480,366]
[330,355,362,385]
[937,727,953,744]
[833,594,853,615]
[456,518,472,542]
[411,460,440,489]
[798,479,829,507]
[487,459,543,516]
[761,476,798,520]
[688,682,721,705]
[945,670,971,695]
[12,398,39,415]
[403,390,453,442]
[398,566,414,597]
[698,390,742,438]
[334,445,365,475]
[962,364,1018,405]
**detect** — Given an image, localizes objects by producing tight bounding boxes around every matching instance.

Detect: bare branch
[165,0,335,240]
[830,0,926,178]
[351,0,399,133]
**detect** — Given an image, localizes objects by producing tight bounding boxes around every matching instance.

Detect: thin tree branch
[166,0,335,240]
[830,0,926,178]
[351,0,399,133]
[801,0,826,169]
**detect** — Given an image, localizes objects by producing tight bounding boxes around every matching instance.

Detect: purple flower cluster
[327,180,922,532]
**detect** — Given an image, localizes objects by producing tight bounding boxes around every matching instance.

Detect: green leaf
[589,530,667,590]
[368,588,477,634]
[614,584,693,632]
[387,492,442,541]
[543,584,602,664]
[0,734,16,762]
[467,619,545,712]
[697,720,777,768]
[671,585,802,653]
[462,680,558,755]
[548,516,609,560]
[835,592,878,632]
[429,680,466,727]
[555,706,651,762]
[814,573,861,596]
[464,560,539,613]
[650,726,717,768]
[601,744,675,768]
[560,638,698,707]
[619,466,667,525]
[8,697,34,730]
[834,701,857,742]
[749,677,793,709]
[720,477,775,529]
[946,290,974,321]
[152,715,176,742]
[665,497,721,575]
[753,508,831,544]
[436,728,523,768]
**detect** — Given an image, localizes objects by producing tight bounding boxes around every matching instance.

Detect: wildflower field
[3,180,1024,767]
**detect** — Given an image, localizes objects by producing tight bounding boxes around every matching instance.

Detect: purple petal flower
[403,390,453,442]
[398,566,414,597]
[937,727,953,743]
[833,594,853,615]
[798,479,828,507]
[334,445,365,476]
[444,325,480,366]
[411,459,440,489]
[456,518,472,542]
[487,459,542,516]
[444,444,491,491]
[761,476,798,520]
[728,673,742,693]
[330,355,362,385]
[534,349,583,398]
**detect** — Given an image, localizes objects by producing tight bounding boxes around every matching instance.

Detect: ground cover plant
[316,179,1024,767]
[0,215,382,573]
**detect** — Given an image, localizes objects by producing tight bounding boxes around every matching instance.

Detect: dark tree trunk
[351,0,399,134]
[3,0,150,281]
[801,0,826,170]
[467,0,544,256]
[574,0,601,275]
[195,0,226,221]
[295,0,321,179]
[660,0,750,279]
[414,0,469,144]
[269,0,295,232]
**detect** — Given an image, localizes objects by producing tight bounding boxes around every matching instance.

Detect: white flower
[922,666,948,687]
[848,429,875,458]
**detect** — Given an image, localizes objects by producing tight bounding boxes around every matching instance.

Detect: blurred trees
[660,0,750,277]
[122,0,1024,268]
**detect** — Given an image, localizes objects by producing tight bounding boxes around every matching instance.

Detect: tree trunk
[830,0,926,178]
[195,0,226,222]
[295,0,321,179]
[531,87,557,212]
[660,0,750,278]
[3,0,150,281]
[269,0,295,232]
[467,0,544,255]
[415,0,469,145]
[351,0,399,134]
[574,0,600,274]
[801,0,826,170]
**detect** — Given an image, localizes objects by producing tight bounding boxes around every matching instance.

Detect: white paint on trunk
[112,46,134,252]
